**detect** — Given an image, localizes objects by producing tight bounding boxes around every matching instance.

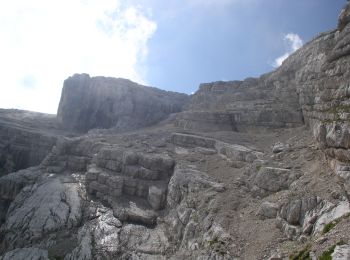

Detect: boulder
[272,142,289,153]
[216,142,260,162]
[113,202,158,226]
[257,201,279,219]
[251,167,300,197]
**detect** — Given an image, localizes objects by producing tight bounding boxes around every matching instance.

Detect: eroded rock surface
[1,3,350,260]
[0,109,60,176]
[57,74,189,133]
[0,173,83,252]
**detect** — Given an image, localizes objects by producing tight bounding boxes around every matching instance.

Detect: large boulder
[57,74,189,132]
[250,167,300,197]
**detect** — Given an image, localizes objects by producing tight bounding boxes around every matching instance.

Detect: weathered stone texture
[57,74,189,133]
[0,109,59,176]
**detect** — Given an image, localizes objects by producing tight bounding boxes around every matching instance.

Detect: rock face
[0,133,234,259]
[0,247,49,260]
[174,3,350,182]
[332,245,350,260]
[1,3,350,260]
[176,76,304,131]
[86,147,175,225]
[0,173,83,252]
[0,109,60,176]
[292,8,350,178]
[57,74,189,133]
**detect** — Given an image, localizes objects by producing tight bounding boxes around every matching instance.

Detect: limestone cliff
[177,3,350,179]
[57,74,189,133]
[1,3,350,260]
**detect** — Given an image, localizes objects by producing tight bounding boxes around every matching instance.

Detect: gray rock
[194,147,217,155]
[0,109,59,177]
[277,196,350,239]
[257,201,279,219]
[0,247,49,260]
[57,74,189,132]
[119,224,169,256]
[216,142,260,162]
[175,111,239,132]
[0,167,42,201]
[148,185,167,210]
[272,142,289,153]
[332,245,350,260]
[251,167,300,197]
[113,202,158,226]
[64,225,92,260]
[175,77,304,132]
[93,209,122,257]
[172,133,217,149]
[1,175,82,249]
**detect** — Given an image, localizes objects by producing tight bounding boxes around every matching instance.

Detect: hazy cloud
[273,33,303,67]
[0,0,156,113]
[20,75,37,89]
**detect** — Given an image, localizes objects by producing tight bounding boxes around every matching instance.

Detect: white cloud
[273,33,303,68]
[0,0,156,113]
[187,0,234,7]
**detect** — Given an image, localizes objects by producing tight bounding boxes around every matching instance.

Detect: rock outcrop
[57,74,189,133]
[176,76,304,131]
[0,109,60,176]
[174,3,350,183]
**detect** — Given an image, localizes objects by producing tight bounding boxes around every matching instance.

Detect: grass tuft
[289,244,311,260]
[319,241,346,260]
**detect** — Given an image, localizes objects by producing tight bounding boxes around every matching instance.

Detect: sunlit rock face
[57,74,189,133]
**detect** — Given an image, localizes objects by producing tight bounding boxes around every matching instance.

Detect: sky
[0,0,347,114]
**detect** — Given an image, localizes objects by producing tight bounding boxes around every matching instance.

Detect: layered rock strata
[176,3,350,180]
[0,109,60,176]
[57,74,189,133]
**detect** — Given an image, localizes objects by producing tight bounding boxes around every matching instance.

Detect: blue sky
[143,0,347,93]
[0,0,347,113]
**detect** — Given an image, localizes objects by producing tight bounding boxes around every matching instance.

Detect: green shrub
[322,221,338,234]
[322,213,350,234]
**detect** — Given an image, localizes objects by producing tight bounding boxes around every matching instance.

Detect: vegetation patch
[322,104,350,123]
[207,237,227,256]
[322,213,350,234]
[319,241,346,260]
[322,221,339,234]
[289,244,311,260]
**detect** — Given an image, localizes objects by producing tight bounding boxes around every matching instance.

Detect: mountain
[0,3,350,260]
